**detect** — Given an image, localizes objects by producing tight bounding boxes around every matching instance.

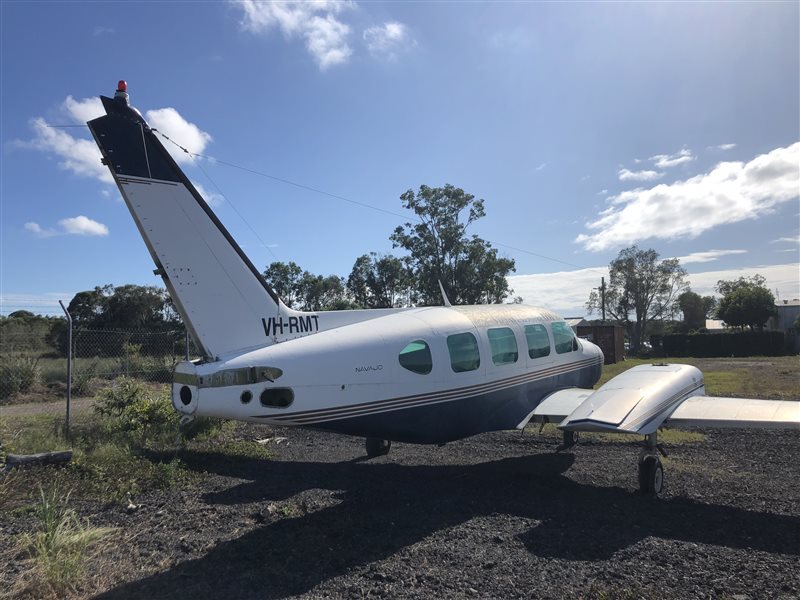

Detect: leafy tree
[263,261,304,308]
[586,246,688,352]
[347,253,413,308]
[678,289,717,331]
[264,261,354,311]
[715,275,776,330]
[390,184,515,305]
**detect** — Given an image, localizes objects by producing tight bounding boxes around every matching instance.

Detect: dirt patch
[2,424,798,599]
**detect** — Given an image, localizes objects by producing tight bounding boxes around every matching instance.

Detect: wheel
[365,438,391,458]
[564,430,579,446]
[638,455,664,495]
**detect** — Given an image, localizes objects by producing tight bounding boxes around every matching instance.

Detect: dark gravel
[6,425,800,599]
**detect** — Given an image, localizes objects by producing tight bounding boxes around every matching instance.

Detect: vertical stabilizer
[87,82,284,359]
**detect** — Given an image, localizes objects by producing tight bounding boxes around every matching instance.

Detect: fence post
[58,300,72,435]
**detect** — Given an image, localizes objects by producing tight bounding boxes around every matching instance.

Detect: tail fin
[88,84,285,359]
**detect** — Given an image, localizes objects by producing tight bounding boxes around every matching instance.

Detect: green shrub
[0,355,41,400]
[94,377,178,446]
[72,361,98,397]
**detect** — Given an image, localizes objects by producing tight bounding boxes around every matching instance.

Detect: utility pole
[600,277,606,323]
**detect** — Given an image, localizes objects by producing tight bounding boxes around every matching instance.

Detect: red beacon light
[114,79,130,105]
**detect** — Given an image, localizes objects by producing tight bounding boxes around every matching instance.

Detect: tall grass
[16,486,115,598]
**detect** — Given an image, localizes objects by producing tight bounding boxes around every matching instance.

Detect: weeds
[0,356,41,400]
[16,486,115,598]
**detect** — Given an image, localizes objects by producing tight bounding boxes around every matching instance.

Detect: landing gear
[638,432,666,495]
[365,438,391,458]
[556,430,579,452]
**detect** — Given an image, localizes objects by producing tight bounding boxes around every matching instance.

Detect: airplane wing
[664,396,800,430]
[516,388,594,429]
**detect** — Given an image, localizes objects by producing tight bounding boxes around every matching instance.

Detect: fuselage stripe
[255,355,602,424]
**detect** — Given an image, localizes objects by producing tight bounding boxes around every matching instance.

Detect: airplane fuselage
[173,304,604,444]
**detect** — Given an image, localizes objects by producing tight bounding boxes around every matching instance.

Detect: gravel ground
[3,424,799,599]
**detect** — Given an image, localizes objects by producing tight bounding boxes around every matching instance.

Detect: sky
[1,1,798,318]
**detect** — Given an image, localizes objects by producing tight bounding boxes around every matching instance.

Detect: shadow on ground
[95,450,800,599]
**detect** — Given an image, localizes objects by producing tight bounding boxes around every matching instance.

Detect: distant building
[704,319,727,332]
[564,317,589,332]
[768,299,800,353]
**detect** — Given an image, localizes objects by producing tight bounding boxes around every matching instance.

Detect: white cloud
[192,182,224,207]
[771,236,799,245]
[145,107,212,164]
[93,25,115,36]
[650,148,695,169]
[25,215,109,237]
[363,21,414,60]
[618,167,664,182]
[577,142,800,252]
[18,96,212,182]
[535,162,547,172]
[63,95,104,123]
[24,222,57,238]
[509,262,800,316]
[237,0,354,69]
[59,215,109,236]
[709,143,736,151]
[22,117,113,183]
[675,249,747,264]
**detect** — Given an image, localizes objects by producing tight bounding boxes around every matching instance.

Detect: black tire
[564,430,579,446]
[638,456,664,495]
[365,438,391,458]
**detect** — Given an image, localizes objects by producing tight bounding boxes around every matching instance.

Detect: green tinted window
[488,327,518,365]
[552,321,578,354]
[447,332,480,373]
[524,324,551,359]
[399,340,433,375]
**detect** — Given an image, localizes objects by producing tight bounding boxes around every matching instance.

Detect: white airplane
[87,81,799,495]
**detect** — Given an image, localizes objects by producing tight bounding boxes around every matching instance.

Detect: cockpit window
[447,332,480,373]
[487,327,518,365]
[551,321,578,354]
[524,324,551,359]
[399,340,433,375]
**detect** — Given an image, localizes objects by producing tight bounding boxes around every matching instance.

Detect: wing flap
[516,388,594,429]
[665,396,800,430]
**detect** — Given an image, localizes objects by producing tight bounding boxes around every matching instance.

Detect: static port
[179,386,192,406]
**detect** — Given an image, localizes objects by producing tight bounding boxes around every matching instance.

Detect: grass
[14,486,116,599]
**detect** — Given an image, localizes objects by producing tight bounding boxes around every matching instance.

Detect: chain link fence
[1,326,199,420]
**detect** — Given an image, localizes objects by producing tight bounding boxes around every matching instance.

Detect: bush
[72,361,98,397]
[0,356,41,400]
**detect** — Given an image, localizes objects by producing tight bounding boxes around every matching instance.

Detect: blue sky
[2,1,798,317]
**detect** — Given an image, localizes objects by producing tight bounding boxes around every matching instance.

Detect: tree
[264,261,354,311]
[678,289,717,331]
[347,253,413,308]
[715,275,776,330]
[263,261,304,308]
[586,246,688,352]
[390,184,515,305]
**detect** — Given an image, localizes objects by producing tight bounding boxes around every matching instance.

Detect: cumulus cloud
[145,107,212,164]
[18,96,212,183]
[650,148,695,169]
[509,262,799,316]
[363,21,414,60]
[617,167,664,182]
[237,0,354,69]
[577,142,800,252]
[675,249,747,264]
[25,215,109,238]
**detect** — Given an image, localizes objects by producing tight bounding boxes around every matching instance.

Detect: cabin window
[487,327,518,365]
[551,321,578,354]
[447,332,481,373]
[524,324,551,359]
[399,340,433,375]
[260,387,294,408]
